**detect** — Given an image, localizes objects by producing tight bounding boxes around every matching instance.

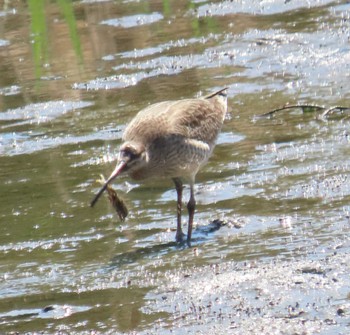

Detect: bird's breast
[127,137,212,181]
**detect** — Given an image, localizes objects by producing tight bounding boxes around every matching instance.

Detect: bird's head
[117,141,148,174]
[90,141,147,207]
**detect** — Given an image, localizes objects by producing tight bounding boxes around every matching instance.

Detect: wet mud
[1,0,350,334]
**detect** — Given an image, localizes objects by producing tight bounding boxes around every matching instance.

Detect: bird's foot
[175,230,186,244]
[175,231,192,247]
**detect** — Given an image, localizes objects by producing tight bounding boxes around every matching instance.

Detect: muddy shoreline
[140,243,349,334]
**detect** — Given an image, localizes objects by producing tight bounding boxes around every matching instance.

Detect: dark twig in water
[258,103,350,119]
[259,104,324,118]
[97,175,128,222]
[320,106,350,118]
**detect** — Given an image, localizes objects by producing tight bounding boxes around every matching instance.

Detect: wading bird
[91,88,228,244]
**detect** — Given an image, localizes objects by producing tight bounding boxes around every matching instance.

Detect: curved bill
[90,161,127,207]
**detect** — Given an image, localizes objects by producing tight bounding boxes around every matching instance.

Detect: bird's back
[123,88,228,148]
[122,89,228,180]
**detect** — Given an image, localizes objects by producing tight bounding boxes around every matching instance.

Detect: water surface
[0,0,350,333]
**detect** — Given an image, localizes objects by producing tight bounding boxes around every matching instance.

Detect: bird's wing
[168,99,225,143]
[123,94,226,145]
[122,100,181,143]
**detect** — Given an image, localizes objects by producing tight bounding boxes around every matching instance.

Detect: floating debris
[257,103,350,120]
[279,216,293,228]
[210,218,245,231]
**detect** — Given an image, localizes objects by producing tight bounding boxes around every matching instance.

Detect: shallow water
[1,0,350,333]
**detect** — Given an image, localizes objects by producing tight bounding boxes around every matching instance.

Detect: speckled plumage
[122,90,227,180]
[91,88,228,244]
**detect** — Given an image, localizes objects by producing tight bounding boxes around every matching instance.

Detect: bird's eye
[121,148,139,161]
[128,150,138,160]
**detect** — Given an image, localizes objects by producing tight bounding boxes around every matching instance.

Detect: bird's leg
[186,181,196,245]
[173,178,185,242]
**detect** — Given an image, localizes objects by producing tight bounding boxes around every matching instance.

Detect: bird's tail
[204,87,228,99]
[204,88,228,120]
